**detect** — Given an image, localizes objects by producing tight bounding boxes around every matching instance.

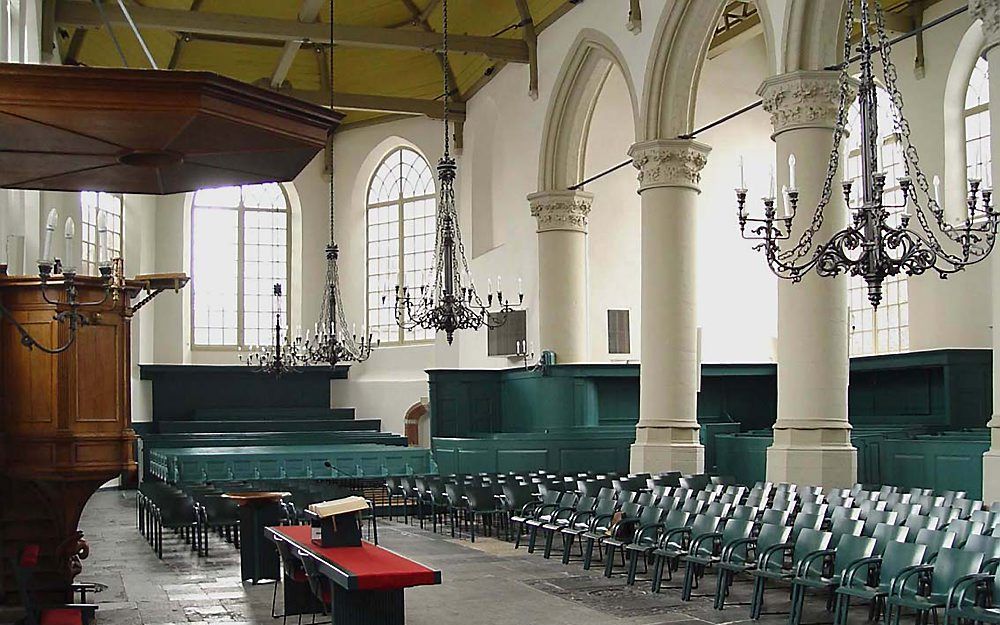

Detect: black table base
[332,586,405,625]
[238,503,282,583]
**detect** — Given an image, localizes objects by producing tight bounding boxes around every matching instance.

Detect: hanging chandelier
[240,283,303,376]
[392,0,522,344]
[736,0,997,308]
[243,0,374,373]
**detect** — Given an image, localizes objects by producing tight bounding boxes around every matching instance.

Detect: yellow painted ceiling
[57,0,575,127]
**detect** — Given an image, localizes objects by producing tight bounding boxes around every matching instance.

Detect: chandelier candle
[63,217,75,273]
[41,208,57,262]
[737,0,998,309]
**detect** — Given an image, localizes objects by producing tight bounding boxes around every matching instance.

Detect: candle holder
[0,258,117,354]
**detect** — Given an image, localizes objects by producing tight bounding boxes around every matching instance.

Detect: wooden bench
[267,525,440,625]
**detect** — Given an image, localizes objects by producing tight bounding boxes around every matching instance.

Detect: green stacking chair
[681,518,754,601]
[943,569,1000,625]
[541,495,595,559]
[715,523,792,610]
[886,547,985,625]
[582,501,640,570]
[603,505,663,578]
[791,513,825,540]
[749,528,832,620]
[510,490,556,548]
[562,497,616,565]
[834,540,926,625]
[787,534,876,625]
[650,514,721,592]
[526,492,577,551]
[625,509,689,586]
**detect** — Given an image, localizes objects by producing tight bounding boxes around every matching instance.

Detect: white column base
[630,425,704,474]
[766,425,857,489]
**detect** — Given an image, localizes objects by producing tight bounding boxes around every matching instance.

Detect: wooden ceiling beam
[167,0,203,70]
[55,0,530,62]
[398,0,460,101]
[281,87,466,122]
[513,0,538,99]
[270,0,325,88]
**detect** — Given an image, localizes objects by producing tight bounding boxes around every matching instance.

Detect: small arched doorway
[403,402,429,447]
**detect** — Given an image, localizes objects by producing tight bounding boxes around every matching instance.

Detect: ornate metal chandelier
[736,0,997,308]
[241,283,303,376]
[243,0,374,373]
[393,0,522,344]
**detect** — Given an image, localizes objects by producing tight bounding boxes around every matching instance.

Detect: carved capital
[971,0,1000,51]
[527,190,593,233]
[628,139,711,193]
[758,70,851,137]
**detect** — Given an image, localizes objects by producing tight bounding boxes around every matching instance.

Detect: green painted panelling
[714,428,989,497]
[148,444,433,484]
[432,430,634,474]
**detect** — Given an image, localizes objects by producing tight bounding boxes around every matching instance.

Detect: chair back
[951,499,982,519]
[755,523,793,559]
[830,518,864,547]
[827,494,855,509]
[758,508,789,527]
[297,551,329,604]
[722,519,754,548]
[928,548,984,600]
[657,496,678,511]
[915,528,957,561]
[877,541,927,592]
[927,505,959,526]
[903,514,939,538]
[636,492,655,507]
[704,501,731,518]
[592,497,618,518]
[831,535,876,577]
[662,508,690,531]
[618,490,639,504]
[596,487,616,501]
[799,502,828,518]
[681,498,704,515]
[945,518,985,547]
[830,506,862,522]
[963,533,1000,561]
[858,499,888,520]
[730,505,757,521]
[637,505,663,527]
[871,522,908,554]
[686,514,723,556]
[619,501,641,520]
[863,510,899,536]
[791,512,824,540]
[792,529,833,575]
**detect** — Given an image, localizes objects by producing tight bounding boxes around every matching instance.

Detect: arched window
[80,191,123,275]
[191,183,289,348]
[966,56,990,181]
[366,147,435,344]
[845,86,909,356]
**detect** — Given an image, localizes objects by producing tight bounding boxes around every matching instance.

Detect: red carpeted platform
[270,525,440,591]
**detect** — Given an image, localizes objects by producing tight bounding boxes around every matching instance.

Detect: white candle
[63,217,75,272]
[41,208,58,261]
[496,275,502,293]
[738,156,745,189]
[986,164,993,190]
[487,278,493,293]
[933,175,942,207]
[788,153,797,190]
[97,211,108,264]
[768,165,776,199]
[517,277,523,296]
[781,185,790,218]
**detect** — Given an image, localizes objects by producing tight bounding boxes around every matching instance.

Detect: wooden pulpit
[0,269,185,604]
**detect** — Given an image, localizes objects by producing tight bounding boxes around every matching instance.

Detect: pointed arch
[782,0,847,74]
[537,29,639,190]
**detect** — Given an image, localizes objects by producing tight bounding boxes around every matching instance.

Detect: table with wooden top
[267,525,441,625]
[223,491,290,583]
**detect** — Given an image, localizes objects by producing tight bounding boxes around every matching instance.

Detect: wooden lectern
[0,267,186,603]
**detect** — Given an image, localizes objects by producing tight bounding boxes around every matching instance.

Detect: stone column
[972,0,1000,503]
[528,190,593,363]
[759,70,857,488]
[628,139,711,474]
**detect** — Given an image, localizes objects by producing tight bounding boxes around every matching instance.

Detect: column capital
[628,139,711,193]
[971,0,1000,51]
[527,189,593,233]
[758,70,850,137]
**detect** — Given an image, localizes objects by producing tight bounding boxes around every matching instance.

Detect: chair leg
[625,550,640,586]
[582,537,596,570]
[788,583,803,625]
[681,561,696,601]
[603,545,617,578]
[543,529,556,559]
[561,534,575,565]
[651,555,666,593]
[750,576,766,620]
[527,526,539,553]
